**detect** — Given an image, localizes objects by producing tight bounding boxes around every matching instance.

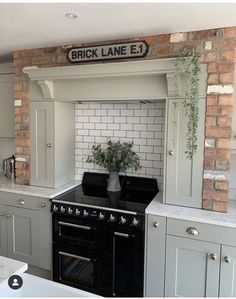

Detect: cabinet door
[145,215,166,297]
[0,74,14,138]
[38,199,52,271]
[165,235,220,297]
[165,98,205,208]
[30,102,54,187]
[220,245,236,297]
[7,206,39,266]
[0,204,7,256]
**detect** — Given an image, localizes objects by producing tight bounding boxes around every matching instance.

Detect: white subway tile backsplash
[120,124,133,131]
[121,110,134,116]
[84,123,95,129]
[108,110,121,116]
[96,110,107,116]
[95,123,107,130]
[75,101,166,190]
[114,130,126,137]
[127,117,140,124]
[102,116,114,123]
[127,131,140,138]
[108,123,120,130]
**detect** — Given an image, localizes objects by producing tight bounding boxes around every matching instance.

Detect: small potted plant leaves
[87,140,141,192]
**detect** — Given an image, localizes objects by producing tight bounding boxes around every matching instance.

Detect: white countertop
[0,175,81,198]
[146,191,236,229]
[0,256,27,284]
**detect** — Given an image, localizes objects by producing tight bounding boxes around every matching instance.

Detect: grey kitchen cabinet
[7,206,39,265]
[0,204,7,256]
[30,101,74,188]
[0,72,14,138]
[219,245,236,297]
[38,198,52,271]
[165,98,206,208]
[0,191,52,271]
[144,214,166,297]
[165,235,220,297]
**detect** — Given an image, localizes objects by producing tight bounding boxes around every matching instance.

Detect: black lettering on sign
[67,41,149,63]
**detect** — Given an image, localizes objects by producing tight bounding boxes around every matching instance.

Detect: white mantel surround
[23,58,206,102]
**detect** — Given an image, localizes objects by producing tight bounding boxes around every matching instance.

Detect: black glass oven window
[59,253,94,288]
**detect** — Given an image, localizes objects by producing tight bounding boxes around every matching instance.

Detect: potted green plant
[87,140,141,192]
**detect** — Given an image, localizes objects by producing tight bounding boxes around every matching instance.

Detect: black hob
[52,172,158,215]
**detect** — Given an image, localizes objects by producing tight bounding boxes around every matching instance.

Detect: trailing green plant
[86,140,141,172]
[177,48,201,160]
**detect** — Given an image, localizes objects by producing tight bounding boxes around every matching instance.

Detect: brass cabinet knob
[47,143,52,148]
[7,214,12,218]
[41,203,46,208]
[153,222,159,228]
[19,199,25,205]
[224,256,231,264]
[168,150,174,156]
[186,227,200,235]
[0,212,5,217]
[209,253,217,261]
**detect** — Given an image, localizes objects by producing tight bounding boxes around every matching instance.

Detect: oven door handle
[114,231,134,238]
[58,221,94,231]
[59,251,93,262]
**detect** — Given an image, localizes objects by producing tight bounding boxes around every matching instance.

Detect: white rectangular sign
[67,41,149,63]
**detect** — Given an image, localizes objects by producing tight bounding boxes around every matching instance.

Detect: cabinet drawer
[0,191,39,210]
[167,218,236,247]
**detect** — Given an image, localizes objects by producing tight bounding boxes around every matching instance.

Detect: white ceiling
[1,2,236,62]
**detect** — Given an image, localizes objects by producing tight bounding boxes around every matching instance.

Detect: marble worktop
[0,256,27,284]
[0,175,81,198]
[146,191,236,229]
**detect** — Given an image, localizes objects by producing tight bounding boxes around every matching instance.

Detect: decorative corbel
[166,73,180,97]
[37,80,54,99]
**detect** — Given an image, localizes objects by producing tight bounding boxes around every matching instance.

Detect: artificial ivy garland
[177,48,201,160]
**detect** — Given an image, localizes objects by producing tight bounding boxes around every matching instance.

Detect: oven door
[105,227,144,297]
[53,215,98,250]
[53,245,102,294]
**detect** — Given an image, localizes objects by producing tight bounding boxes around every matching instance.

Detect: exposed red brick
[203,179,214,190]
[204,158,215,169]
[205,127,231,138]
[216,138,232,149]
[204,148,231,160]
[203,190,228,202]
[207,74,219,84]
[212,201,228,212]
[204,52,217,63]
[217,116,232,127]
[220,50,236,61]
[224,26,236,37]
[215,180,229,191]
[205,116,217,127]
[218,95,233,105]
[215,159,230,170]
[219,72,234,84]
[208,62,234,73]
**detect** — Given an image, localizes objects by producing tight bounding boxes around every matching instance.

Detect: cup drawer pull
[186,227,200,235]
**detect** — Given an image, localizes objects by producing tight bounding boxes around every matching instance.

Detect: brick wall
[13,26,236,212]
[75,101,165,190]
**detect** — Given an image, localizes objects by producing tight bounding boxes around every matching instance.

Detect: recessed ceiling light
[65,12,78,19]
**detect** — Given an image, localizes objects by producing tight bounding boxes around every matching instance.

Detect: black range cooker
[51,172,158,297]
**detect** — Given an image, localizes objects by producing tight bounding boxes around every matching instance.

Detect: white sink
[0,273,99,297]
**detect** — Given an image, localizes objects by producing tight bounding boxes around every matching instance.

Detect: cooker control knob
[75,208,81,216]
[120,216,127,224]
[53,205,58,212]
[132,217,139,226]
[67,207,73,215]
[109,214,116,223]
[83,209,89,217]
[98,212,105,220]
[60,206,66,213]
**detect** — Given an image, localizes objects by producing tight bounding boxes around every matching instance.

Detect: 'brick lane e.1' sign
[67,41,149,63]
